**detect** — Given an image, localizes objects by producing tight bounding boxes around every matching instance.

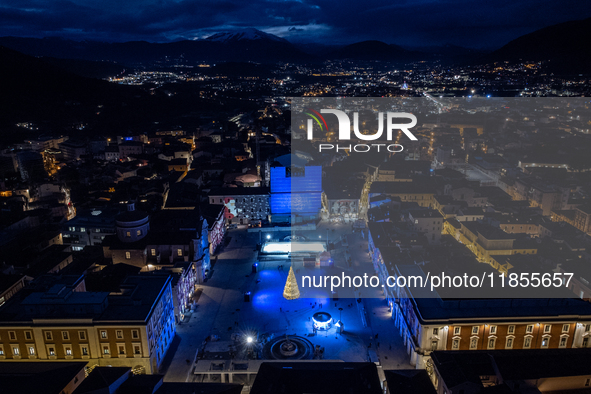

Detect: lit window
[126,231,131,237]
[452,339,459,349]
[125,252,131,259]
[431,341,438,351]
[470,337,478,349]
[137,230,142,236]
[103,346,109,355]
[100,330,107,339]
[472,326,479,335]
[151,249,156,256]
[65,348,72,356]
[487,338,496,349]
[80,227,86,232]
[524,336,532,349]
[82,346,89,356]
[12,346,19,356]
[177,249,183,257]
[48,347,56,356]
[541,337,549,348]
[29,346,35,355]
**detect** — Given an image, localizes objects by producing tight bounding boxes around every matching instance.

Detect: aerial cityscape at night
[1,1,591,393]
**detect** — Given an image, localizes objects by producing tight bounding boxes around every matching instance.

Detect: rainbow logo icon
[304,108,328,131]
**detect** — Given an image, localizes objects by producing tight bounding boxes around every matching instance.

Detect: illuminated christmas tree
[283,266,300,300]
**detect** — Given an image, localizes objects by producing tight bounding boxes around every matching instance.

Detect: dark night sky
[1,0,590,49]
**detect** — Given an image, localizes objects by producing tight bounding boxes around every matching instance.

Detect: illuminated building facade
[209,187,270,225]
[62,208,118,250]
[387,265,591,370]
[369,182,435,209]
[0,275,175,374]
[458,221,537,274]
[270,165,322,223]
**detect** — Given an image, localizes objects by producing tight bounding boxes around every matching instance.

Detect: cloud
[0,0,590,47]
[263,23,331,41]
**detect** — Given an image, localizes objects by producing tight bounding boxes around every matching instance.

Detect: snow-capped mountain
[205,28,288,43]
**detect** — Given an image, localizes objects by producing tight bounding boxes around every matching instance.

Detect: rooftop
[209,187,271,196]
[383,370,436,394]
[0,361,87,394]
[0,274,171,324]
[462,221,515,240]
[250,362,382,394]
[370,181,436,195]
[432,349,591,389]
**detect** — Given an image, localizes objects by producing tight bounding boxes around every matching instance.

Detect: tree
[283,266,300,300]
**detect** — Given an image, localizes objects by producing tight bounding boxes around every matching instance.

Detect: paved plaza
[162,222,411,383]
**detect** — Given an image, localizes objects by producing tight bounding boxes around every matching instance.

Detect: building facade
[209,187,271,225]
[384,265,591,371]
[0,275,175,374]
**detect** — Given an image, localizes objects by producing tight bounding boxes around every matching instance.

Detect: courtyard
[162,223,411,385]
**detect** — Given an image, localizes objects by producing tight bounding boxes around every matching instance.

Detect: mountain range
[0,18,590,72]
[0,30,313,66]
[488,17,591,73]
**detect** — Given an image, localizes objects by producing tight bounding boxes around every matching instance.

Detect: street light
[246,336,253,344]
[266,234,271,240]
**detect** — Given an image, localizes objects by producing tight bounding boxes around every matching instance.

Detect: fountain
[262,334,314,360]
